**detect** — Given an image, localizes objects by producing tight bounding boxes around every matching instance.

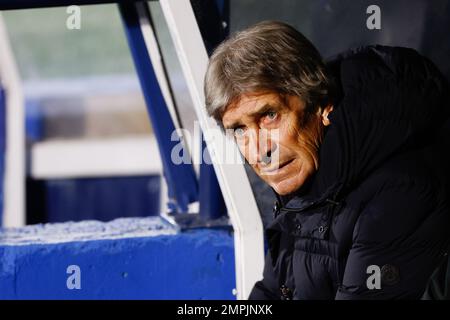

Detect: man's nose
[247,128,277,165]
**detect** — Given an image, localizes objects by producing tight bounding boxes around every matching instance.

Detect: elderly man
[204,20,450,299]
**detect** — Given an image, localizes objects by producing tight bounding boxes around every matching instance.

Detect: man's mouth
[260,158,295,174]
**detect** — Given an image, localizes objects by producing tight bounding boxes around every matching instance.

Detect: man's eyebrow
[224,121,243,130]
[247,103,277,118]
[224,103,280,130]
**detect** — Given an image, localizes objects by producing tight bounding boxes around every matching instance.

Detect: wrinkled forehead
[221,91,284,126]
[221,91,307,128]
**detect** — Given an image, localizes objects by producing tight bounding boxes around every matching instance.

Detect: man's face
[222,91,328,195]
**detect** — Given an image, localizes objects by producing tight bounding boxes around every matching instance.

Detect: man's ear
[321,104,334,126]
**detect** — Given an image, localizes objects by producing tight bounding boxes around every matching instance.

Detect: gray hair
[204,20,332,123]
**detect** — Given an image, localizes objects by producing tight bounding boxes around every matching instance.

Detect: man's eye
[234,127,245,138]
[265,111,277,121]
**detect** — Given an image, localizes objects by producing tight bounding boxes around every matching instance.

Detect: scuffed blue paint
[0,217,178,245]
[0,217,236,300]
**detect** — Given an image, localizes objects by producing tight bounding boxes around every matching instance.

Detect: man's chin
[269,182,299,196]
[268,173,308,195]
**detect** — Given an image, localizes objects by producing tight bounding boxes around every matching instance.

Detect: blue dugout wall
[0,217,235,299]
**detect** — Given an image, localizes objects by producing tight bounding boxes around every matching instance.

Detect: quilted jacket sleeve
[335,174,450,300]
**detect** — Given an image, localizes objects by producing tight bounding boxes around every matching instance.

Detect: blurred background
[2,2,194,224]
[1,0,449,226]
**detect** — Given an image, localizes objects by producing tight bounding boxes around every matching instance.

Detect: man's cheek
[258,172,273,184]
[239,146,251,164]
[238,142,256,165]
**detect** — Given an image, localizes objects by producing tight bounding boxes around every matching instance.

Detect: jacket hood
[278,45,450,209]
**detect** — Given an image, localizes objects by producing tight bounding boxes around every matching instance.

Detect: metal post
[118,2,199,214]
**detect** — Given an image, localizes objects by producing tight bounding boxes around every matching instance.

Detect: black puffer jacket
[249,45,450,300]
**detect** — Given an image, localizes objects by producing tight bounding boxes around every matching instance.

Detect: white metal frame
[159,0,264,300]
[138,2,206,214]
[137,2,185,216]
[136,2,182,132]
[0,14,25,227]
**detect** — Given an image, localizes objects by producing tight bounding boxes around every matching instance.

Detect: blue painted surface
[43,176,161,223]
[24,99,43,142]
[0,217,236,299]
[0,87,5,227]
[199,143,226,220]
[119,3,199,214]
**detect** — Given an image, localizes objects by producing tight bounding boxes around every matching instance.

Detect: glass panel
[2,4,163,224]
[3,4,151,141]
